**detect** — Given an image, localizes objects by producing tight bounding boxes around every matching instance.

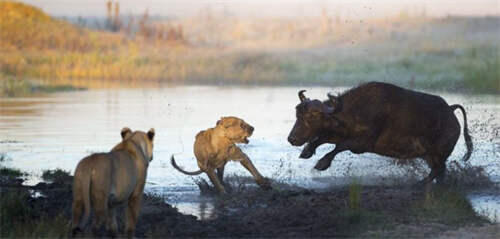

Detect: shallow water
[1,86,499,221]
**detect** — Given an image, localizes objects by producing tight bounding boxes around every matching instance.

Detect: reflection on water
[150,186,216,220]
[1,86,499,220]
[468,193,500,223]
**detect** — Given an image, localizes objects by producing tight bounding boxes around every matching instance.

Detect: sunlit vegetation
[0,1,498,93]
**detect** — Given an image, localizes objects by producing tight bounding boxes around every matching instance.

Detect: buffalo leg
[300,137,329,159]
[313,135,378,171]
[314,140,364,171]
[419,156,446,185]
[314,147,347,171]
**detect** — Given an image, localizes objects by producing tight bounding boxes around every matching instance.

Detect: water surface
[1,86,499,221]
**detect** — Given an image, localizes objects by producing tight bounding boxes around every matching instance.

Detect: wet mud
[2,172,499,238]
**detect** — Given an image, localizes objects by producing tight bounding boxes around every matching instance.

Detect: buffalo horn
[298,90,307,102]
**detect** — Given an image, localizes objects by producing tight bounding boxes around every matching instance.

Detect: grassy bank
[0,76,84,97]
[0,1,498,93]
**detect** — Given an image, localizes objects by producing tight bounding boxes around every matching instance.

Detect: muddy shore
[1,169,499,238]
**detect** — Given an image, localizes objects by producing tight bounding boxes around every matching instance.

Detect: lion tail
[171,155,203,176]
[71,161,92,236]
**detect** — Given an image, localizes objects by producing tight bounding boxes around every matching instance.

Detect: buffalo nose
[288,135,296,144]
[249,126,254,134]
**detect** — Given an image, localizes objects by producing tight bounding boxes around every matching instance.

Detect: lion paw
[257,179,272,190]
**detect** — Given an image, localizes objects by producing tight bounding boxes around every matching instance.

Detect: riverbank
[1,161,498,238]
[0,77,85,97]
[1,2,498,94]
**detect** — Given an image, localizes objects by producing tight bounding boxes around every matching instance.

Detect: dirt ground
[1,171,499,238]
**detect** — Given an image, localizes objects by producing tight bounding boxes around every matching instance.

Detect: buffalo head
[287,90,340,146]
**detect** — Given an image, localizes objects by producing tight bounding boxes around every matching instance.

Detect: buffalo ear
[327,93,341,112]
[121,127,132,139]
[147,128,155,141]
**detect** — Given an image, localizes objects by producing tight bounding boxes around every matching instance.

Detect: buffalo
[287,82,472,184]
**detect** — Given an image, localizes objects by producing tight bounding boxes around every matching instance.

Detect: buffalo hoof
[314,159,332,171]
[299,149,314,159]
[71,227,83,237]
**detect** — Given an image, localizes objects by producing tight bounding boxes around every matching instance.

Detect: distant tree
[113,2,121,31]
[106,0,112,30]
[105,1,121,32]
[321,7,331,36]
[138,9,152,39]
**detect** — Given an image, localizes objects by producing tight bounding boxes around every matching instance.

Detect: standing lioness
[71,127,155,238]
[171,116,271,194]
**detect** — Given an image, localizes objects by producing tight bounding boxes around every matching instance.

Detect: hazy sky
[21,0,500,18]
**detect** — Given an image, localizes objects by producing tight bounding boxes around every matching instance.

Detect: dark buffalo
[287,82,472,184]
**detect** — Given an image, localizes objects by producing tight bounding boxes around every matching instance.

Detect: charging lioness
[71,127,155,238]
[171,116,271,194]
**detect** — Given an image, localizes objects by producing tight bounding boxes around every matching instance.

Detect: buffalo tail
[450,104,473,161]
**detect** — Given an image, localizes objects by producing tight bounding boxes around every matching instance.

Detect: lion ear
[121,127,132,139]
[216,117,225,127]
[147,128,155,141]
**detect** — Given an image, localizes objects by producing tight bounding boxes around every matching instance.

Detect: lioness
[171,116,271,194]
[71,127,155,238]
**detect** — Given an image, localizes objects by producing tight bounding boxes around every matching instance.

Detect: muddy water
[1,87,499,221]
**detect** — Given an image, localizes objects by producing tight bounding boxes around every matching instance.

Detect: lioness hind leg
[125,195,142,238]
[207,170,226,194]
[106,207,118,238]
[91,199,108,237]
[71,199,83,235]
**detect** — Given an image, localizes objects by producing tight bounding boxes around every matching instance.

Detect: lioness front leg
[207,169,227,194]
[240,157,272,190]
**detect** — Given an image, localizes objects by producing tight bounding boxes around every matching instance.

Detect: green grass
[0,154,25,177]
[0,191,70,238]
[0,75,85,97]
[415,186,487,226]
[461,47,500,93]
[348,179,362,211]
[0,160,70,238]
[41,168,72,184]
[0,167,24,177]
